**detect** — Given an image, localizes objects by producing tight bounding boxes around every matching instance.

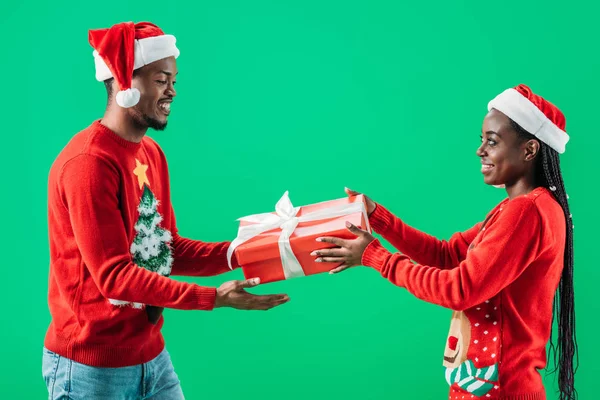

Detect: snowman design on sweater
[108,159,174,310]
[443,300,501,398]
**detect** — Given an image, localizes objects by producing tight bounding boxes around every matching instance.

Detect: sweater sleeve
[369,204,482,269]
[60,154,216,310]
[169,207,240,276]
[362,198,542,310]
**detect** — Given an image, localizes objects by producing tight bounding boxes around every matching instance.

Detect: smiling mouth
[158,101,171,115]
[481,164,494,174]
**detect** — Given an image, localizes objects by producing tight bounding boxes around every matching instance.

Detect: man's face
[127,57,177,131]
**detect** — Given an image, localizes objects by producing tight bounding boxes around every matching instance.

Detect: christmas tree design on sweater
[443,300,501,399]
[108,159,173,316]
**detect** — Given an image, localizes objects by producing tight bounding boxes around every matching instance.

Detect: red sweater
[362,187,565,400]
[45,120,235,367]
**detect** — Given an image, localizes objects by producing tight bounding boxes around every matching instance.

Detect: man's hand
[311,221,376,274]
[345,187,376,216]
[215,278,290,310]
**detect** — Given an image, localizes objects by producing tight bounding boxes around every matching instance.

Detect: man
[43,21,289,399]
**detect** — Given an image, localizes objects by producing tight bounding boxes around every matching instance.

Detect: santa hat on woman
[488,84,569,154]
[89,21,180,108]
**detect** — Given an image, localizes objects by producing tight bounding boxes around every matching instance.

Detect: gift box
[227,191,371,284]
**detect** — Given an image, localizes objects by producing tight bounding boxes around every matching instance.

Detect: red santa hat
[88,21,180,108]
[487,84,569,153]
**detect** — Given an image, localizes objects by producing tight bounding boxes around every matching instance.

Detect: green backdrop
[1,0,598,398]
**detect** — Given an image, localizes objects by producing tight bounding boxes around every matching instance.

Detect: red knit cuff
[361,239,391,271]
[194,286,217,310]
[369,204,395,234]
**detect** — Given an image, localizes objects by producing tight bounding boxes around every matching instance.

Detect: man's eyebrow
[157,70,178,76]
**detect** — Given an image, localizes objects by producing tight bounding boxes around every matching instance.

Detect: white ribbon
[227,191,370,280]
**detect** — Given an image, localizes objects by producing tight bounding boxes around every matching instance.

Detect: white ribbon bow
[227,191,370,280]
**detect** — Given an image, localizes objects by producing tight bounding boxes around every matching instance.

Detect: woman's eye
[156,80,167,84]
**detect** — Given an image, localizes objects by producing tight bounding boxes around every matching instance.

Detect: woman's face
[477,109,538,187]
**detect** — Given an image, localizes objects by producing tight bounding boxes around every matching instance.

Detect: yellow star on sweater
[133,159,150,189]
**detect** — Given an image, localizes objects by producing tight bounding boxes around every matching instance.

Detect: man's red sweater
[362,187,565,400]
[45,120,235,367]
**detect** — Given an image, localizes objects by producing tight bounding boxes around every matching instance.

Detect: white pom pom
[116,88,141,108]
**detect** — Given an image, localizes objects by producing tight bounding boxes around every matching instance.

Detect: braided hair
[510,119,578,400]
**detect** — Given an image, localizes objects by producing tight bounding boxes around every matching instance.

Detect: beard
[131,111,168,131]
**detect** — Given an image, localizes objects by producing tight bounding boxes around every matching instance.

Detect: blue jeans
[42,347,185,400]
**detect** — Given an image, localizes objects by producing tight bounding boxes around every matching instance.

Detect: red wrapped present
[227,192,371,284]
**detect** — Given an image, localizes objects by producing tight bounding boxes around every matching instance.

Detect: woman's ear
[524,139,540,162]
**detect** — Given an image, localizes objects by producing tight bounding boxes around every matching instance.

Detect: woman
[313,84,577,400]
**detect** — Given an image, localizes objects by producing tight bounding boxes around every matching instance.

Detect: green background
[1,0,598,398]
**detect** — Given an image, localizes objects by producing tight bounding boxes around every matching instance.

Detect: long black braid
[510,119,578,400]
